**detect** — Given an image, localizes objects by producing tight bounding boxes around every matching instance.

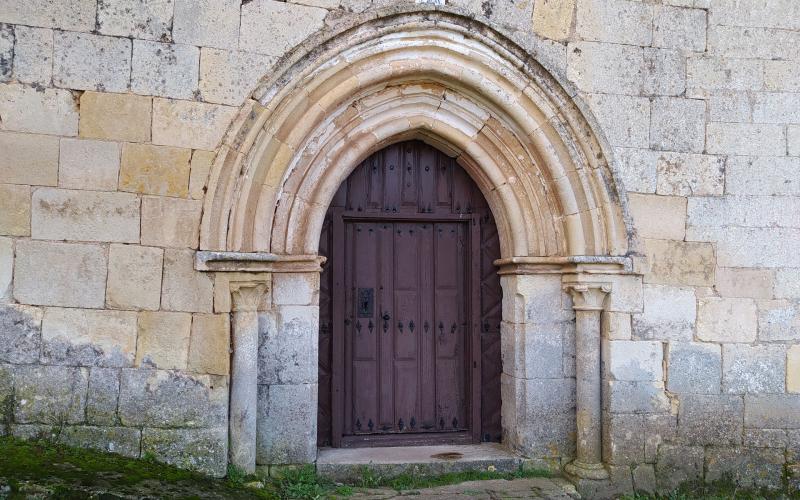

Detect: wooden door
[318,140,502,448]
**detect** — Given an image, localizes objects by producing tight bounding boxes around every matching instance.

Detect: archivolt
[200,7,632,259]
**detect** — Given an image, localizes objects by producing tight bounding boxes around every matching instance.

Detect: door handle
[382,312,391,333]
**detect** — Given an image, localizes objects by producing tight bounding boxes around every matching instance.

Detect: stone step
[316,443,523,482]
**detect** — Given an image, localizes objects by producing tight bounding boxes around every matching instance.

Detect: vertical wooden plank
[393,222,420,431]
[419,222,436,431]
[418,146,436,214]
[378,221,395,430]
[383,145,401,213]
[469,217,483,443]
[401,142,417,208]
[331,211,346,446]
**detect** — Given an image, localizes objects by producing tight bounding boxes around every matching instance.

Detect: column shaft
[574,308,602,465]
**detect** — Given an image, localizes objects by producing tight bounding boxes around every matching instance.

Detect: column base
[564,460,609,480]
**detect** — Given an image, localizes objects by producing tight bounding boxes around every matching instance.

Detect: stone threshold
[316,443,524,482]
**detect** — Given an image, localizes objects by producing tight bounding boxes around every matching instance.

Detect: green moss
[620,476,800,500]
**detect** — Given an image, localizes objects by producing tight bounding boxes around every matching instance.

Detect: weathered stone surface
[607,380,670,414]
[0,237,11,300]
[58,138,121,191]
[188,313,230,376]
[62,425,141,458]
[789,345,800,394]
[644,414,677,463]
[677,394,743,445]
[14,240,106,308]
[118,369,227,428]
[707,91,751,122]
[743,428,788,449]
[152,98,238,150]
[789,125,800,156]
[607,341,662,382]
[31,188,140,243]
[257,383,317,464]
[603,412,644,465]
[96,0,173,40]
[643,47,686,97]
[86,367,120,425]
[628,194,686,240]
[189,150,215,200]
[709,24,800,60]
[0,304,42,364]
[0,183,30,236]
[745,394,800,429]
[0,131,59,186]
[705,447,785,489]
[258,307,318,385]
[726,157,800,196]
[632,463,656,494]
[644,239,715,287]
[656,153,724,197]
[714,267,773,299]
[613,147,658,194]
[142,427,226,477]
[706,123,785,156]
[753,92,800,124]
[240,0,327,57]
[135,311,192,370]
[53,32,131,92]
[633,285,695,341]
[652,5,706,51]
[106,244,163,311]
[79,92,152,142]
[776,269,800,299]
[173,0,240,50]
[12,26,53,86]
[531,0,575,41]
[603,312,632,340]
[567,42,644,95]
[723,344,786,394]
[200,49,275,106]
[687,226,800,268]
[161,249,213,313]
[131,40,199,99]
[0,23,11,81]
[0,83,78,135]
[14,365,88,424]
[687,57,763,98]
[765,60,800,92]
[688,194,800,229]
[583,93,649,147]
[272,273,319,306]
[119,143,192,198]
[0,0,96,30]
[697,297,757,342]
[757,299,800,341]
[141,196,202,248]
[667,342,721,394]
[41,307,138,367]
[655,445,704,491]
[575,0,652,46]
[650,97,705,153]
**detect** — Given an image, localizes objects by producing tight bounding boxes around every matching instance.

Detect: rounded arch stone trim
[199,6,635,262]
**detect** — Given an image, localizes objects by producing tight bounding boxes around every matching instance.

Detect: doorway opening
[317,140,503,448]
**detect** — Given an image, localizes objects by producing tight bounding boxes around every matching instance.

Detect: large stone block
[628,193,686,240]
[575,0,652,46]
[745,394,800,429]
[106,244,163,311]
[41,307,138,367]
[14,240,107,308]
[715,267,773,299]
[743,428,788,449]
[152,98,238,151]
[687,56,763,98]
[632,284,695,341]
[667,342,721,394]
[12,26,53,86]
[272,273,319,306]
[644,239,715,287]
[96,0,173,40]
[118,369,227,428]
[607,380,670,414]
[13,365,88,424]
[655,444,704,491]
[757,299,800,341]
[790,125,800,156]
[86,367,120,426]
[583,93,650,147]
[677,394,743,445]
[726,157,800,197]
[655,152,724,197]
[199,49,275,106]
[567,41,644,95]
[131,40,199,100]
[765,60,800,92]
[161,249,214,313]
[141,196,202,248]
[709,0,800,30]
[650,97,706,153]
[789,345,800,394]
[188,313,230,376]
[705,447,785,489]
[603,412,645,465]
[173,0,240,50]
[257,383,317,464]
[0,183,30,236]
[31,188,140,243]
[0,23,11,81]
[643,47,686,97]
[707,91,751,122]
[776,269,800,299]
[0,0,95,30]
[53,32,131,92]
[709,24,800,61]
[697,297,757,342]
[0,304,42,364]
[79,92,152,142]
[120,143,192,198]
[189,150,215,200]
[687,226,800,268]
[531,0,575,41]
[644,413,676,463]
[58,138,121,192]
[501,321,564,379]
[652,5,706,51]
[61,425,141,458]
[258,307,318,385]
[603,312,632,340]
[240,0,327,57]
[753,92,800,124]
[135,311,192,370]
[706,123,785,156]
[0,237,11,300]
[613,147,658,194]
[607,341,663,382]
[723,344,786,394]
[0,131,59,186]
[142,427,226,476]
[0,83,78,136]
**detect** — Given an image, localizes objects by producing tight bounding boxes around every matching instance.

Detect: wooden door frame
[330,209,482,447]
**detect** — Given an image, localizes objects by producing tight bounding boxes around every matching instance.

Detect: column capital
[230,281,268,312]
[564,282,612,311]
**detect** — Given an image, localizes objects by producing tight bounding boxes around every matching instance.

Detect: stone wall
[0,0,798,491]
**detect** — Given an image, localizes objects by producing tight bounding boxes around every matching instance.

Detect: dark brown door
[318,141,502,448]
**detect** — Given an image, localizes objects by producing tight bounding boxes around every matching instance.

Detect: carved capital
[230,282,268,312]
[564,283,612,311]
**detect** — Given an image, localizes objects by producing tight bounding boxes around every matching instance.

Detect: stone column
[564,283,611,480]
[228,281,267,474]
